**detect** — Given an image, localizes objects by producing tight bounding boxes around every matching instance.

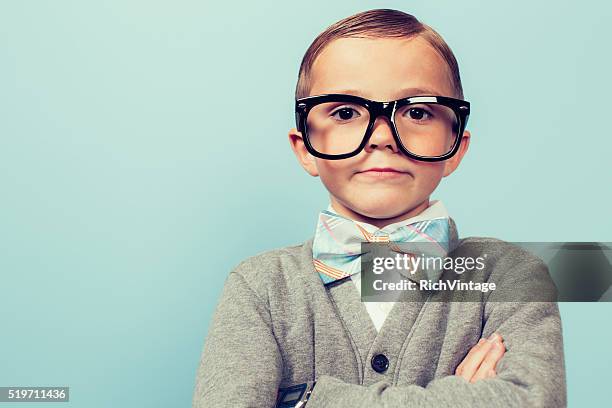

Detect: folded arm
[307,300,565,407]
[307,258,567,407]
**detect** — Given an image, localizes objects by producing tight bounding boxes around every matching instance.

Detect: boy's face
[289,36,470,228]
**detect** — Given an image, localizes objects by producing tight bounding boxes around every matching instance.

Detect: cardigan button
[371,353,389,373]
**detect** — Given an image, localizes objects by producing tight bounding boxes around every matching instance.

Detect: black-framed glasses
[295,94,470,161]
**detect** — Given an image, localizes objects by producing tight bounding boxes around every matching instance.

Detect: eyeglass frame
[294,93,470,162]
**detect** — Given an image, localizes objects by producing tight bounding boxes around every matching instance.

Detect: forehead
[309,36,455,100]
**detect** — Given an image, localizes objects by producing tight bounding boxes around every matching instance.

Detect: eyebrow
[326,87,442,99]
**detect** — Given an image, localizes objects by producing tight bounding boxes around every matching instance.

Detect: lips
[358,167,410,174]
[355,166,412,180]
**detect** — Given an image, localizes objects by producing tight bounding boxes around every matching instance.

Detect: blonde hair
[295,8,464,100]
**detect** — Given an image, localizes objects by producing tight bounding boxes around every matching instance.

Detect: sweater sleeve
[306,259,567,408]
[192,270,282,408]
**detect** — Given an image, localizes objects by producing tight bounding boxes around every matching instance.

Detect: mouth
[355,167,412,180]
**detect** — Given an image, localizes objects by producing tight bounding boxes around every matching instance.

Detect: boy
[193,8,566,407]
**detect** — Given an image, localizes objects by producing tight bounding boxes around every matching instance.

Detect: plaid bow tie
[312,208,458,286]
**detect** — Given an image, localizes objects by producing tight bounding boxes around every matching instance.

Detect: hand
[455,332,506,383]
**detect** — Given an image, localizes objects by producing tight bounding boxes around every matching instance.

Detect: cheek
[315,159,354,187]
[414,163,446,187]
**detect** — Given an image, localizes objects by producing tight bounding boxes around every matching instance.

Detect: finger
[456,338,488,377]
[457,335,496,381]
[455,338,485,376]
[470,338,506,383]
[471,338,506,382]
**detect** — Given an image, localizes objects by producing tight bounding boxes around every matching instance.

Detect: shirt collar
[325,199,449,235]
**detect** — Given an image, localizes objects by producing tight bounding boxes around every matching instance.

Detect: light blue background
[1,1,610,406]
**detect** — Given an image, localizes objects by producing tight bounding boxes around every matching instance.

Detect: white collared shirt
[326,200,450,332]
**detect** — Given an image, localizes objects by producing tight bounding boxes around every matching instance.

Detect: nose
[364,115,399,154]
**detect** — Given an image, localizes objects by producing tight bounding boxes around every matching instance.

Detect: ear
[442,130,470,177]
[288,127,319,177]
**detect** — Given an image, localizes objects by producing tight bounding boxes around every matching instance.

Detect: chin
[349,198,416,220]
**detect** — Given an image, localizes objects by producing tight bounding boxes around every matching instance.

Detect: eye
[331,106,361,121]
[405,107,433,121]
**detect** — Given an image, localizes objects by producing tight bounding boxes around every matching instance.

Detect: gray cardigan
[193,232,566,407]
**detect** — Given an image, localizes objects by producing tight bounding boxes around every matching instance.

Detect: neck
[330,197,431,229]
